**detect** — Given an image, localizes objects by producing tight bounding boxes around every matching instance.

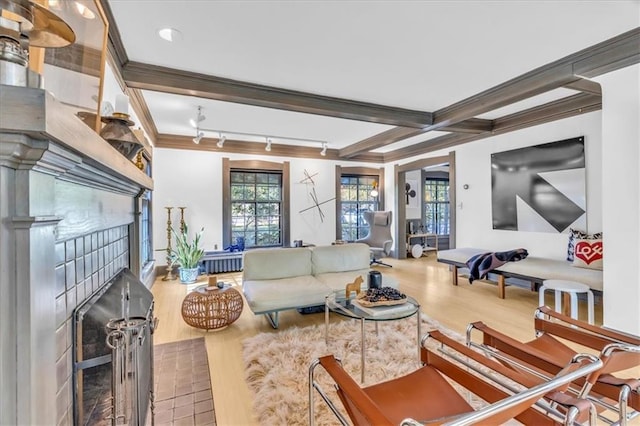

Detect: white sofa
[437,248,603,299]
[242,243,397,328]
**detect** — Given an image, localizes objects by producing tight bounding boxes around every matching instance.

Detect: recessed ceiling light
[74,2,96,19]
[158,28,183,42]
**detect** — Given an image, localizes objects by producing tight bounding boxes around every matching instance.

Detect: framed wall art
[491,137,586,233]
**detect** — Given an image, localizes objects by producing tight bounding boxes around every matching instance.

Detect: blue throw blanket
[466,248,529,284]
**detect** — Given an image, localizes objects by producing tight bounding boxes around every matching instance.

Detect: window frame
[223,158,290,248]
[423,177,450,235]
[335,166,385,242]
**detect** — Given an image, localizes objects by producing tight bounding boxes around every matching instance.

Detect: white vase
[178,267,199,284]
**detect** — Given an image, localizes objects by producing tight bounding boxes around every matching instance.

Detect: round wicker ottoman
[181,285,244,330]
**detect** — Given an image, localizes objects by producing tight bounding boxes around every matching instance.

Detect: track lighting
[265,137,272,152]
[191,106,205,144]
[189,106,205,128]
[217,134,226,148]
[320,142,327,156]
[193,132,204,144]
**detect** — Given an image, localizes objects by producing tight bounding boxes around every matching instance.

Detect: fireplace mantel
[0,84,153,425]
[0,85,152,191]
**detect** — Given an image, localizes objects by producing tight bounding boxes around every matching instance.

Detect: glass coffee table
[324,291,421,382]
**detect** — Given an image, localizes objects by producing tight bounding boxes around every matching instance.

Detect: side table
[181,285,244,330]
[539,279,594,324]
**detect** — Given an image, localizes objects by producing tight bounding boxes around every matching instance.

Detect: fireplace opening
[73,268,157,425]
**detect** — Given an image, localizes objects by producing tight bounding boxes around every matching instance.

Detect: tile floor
[153,338,216,425]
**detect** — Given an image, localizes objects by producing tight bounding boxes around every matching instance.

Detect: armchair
[309,330,602,425]
[356,211,393,267]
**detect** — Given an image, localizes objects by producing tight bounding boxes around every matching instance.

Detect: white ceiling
[107,0,640,151]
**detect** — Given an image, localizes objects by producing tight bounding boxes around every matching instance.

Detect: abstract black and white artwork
[491,137,586,233]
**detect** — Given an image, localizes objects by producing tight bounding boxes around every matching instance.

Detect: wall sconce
[370,181,379,197]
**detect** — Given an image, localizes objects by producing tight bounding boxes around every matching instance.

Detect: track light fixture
[189,106,205,128]
[216,133,226,148]
[193,132,204,144]
[320,142,327,156]
[265,137,272,152]
[191,106,206,144]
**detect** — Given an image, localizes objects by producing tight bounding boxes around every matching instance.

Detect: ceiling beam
[338,117,493,158]
[122,61,433,128]
[433,27,638,128]
[343,28,638,159]
[563,78,602,95]
[438,118,493,134]
[383,92,601,162]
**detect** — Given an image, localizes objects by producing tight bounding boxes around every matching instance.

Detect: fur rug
[242,314,483,425]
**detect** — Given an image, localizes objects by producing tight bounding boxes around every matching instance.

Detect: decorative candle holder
[162,207,177,281]
[178,207,187,234]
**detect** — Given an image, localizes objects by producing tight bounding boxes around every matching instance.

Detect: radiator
[200,252,243,273]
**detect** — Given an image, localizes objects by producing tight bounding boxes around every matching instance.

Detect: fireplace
[0,80,153,423]
[73,268,156,425]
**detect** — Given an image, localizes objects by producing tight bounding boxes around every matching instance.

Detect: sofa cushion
[242,276,330,313]
[243,247,312,280]
[311,243,370,275]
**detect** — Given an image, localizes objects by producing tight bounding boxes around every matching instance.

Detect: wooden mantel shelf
[0,85,153,191]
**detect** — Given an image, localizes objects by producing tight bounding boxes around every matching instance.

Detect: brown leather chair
[309,329,602,426]
[467,306,640,425]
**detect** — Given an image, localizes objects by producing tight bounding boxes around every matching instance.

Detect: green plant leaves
[170,223,205,269]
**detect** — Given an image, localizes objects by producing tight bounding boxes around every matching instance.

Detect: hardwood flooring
[151,255,615,425]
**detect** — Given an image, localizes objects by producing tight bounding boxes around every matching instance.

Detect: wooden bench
[437,248,603,299]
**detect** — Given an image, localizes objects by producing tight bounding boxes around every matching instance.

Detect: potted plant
[171,224,205,284]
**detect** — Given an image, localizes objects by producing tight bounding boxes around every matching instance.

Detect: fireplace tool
[106,282,157,425]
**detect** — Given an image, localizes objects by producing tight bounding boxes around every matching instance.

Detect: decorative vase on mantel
[99,112,144,160]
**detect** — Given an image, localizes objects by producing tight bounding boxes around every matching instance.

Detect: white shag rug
[242,314,483,425]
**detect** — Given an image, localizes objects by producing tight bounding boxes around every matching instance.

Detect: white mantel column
[594,64,640,335]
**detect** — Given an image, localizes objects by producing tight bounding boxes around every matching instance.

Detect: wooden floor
[151,255,609,425]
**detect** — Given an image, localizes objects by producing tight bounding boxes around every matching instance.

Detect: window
[423,178,450,234]
[230,170,282,248]
[140,192,152,265]
[340,175,379,241]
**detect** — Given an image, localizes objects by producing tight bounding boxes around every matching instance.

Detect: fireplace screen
[73,268,156,425]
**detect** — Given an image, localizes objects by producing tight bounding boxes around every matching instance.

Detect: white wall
[595,64,640,335]
[152,149,380,265]
[454,112,602,259]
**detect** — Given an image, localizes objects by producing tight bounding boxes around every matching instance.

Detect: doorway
[394,152,456,259]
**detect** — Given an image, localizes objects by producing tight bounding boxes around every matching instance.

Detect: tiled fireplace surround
[55,225,130,425]
[0,86,154,425]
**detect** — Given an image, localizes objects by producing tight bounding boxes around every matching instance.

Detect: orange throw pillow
[572,239,603,270]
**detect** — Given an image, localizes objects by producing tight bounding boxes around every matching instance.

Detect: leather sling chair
[466,306,640,425]
[309,329,602,426]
